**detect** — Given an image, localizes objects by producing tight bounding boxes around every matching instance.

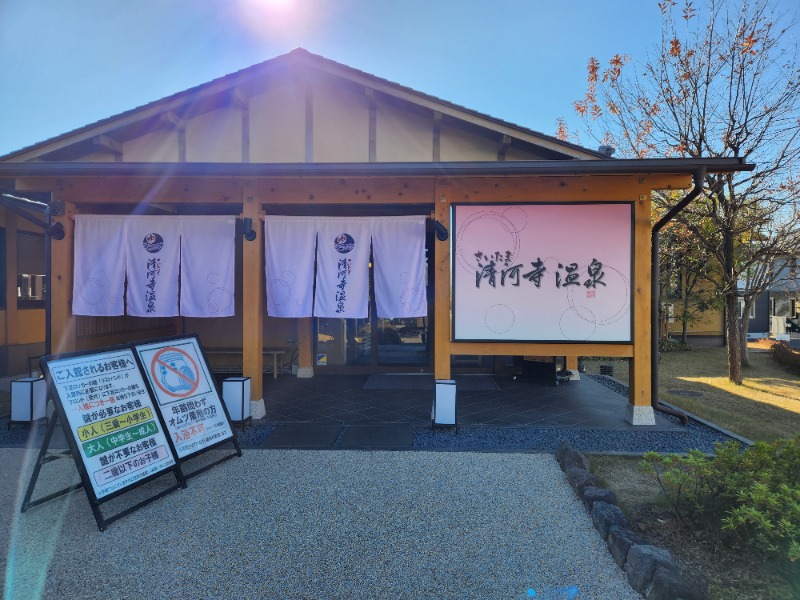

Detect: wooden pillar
[241,198,264,412]
[433,180,451,380]
[566,356,580,380]
[5,212,18,347]
[297,317,314,378]
[628,193,655,424]
[50,202,76,354]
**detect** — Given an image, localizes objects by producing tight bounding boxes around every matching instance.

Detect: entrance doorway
[314,224,434,374]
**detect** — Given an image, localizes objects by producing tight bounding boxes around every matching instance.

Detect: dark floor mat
[363,374,499,391]
[338,424,414,449]
[260,423,342,448]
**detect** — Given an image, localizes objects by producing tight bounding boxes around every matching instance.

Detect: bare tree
[570,0,800,383]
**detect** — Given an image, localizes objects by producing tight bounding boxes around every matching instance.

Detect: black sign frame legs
[21,412,187,531]
[20,412,83,514]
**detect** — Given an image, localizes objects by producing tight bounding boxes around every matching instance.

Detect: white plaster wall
[122,130,180,162]
[312,80,369,162]
[440,123,498,161]
[249,83,306,162]
[506,146,548,161]
[186,108,242,162]
[376,100,432,162]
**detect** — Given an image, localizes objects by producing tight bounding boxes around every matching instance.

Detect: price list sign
[47,348,176,500]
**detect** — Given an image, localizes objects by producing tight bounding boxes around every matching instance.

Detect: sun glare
[248,0,293,7]
[237,0,316,44]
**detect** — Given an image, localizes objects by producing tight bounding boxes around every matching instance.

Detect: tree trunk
[681,297,689,343]
[725,292,743,384]
[740,311,751,368]
[721,222,743,384]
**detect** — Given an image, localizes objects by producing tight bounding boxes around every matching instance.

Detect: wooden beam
[366,88,377,163]
[32,176,246,205]
[241,102,250,163]
[432,111,442,162]
[91,135,122,156]
[442,175,662,202]
[230,87,249,109]
[305,85,313,163]
[449,342,635,357]
[257,177,435,205]
[498,134,512,161]
[159,111,185,131]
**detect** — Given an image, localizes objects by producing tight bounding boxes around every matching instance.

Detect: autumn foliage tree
[568,0,800,384]
[657,209,722,343]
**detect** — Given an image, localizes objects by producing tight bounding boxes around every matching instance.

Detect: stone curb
[555,442,707,600]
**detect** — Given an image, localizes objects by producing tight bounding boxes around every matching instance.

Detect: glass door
[314,222,434,373]
[376,317,429,367]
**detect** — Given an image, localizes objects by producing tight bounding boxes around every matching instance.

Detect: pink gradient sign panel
[452,203,633,342]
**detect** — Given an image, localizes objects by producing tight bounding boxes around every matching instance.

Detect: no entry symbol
[150,346,200,398]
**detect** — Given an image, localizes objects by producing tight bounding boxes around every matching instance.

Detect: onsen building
[0,49,751,424]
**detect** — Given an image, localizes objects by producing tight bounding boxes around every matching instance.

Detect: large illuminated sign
[452,203,633,343]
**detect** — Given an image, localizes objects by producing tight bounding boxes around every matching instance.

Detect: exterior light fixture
[434,220,448,241]
[242,217,257,241]
[45,222,65,240]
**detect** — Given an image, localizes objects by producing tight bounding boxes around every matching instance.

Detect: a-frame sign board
[24,345,185,531]
[23,335,241,531]
[133,335,241,477]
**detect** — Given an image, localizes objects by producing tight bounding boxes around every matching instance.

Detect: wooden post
[50,202,76,354]
[5,212,18,348]
[566,356,579,380]
[297,317,314,378]
[628,193,655,424]
[241,197,265,417]
[433,180,451,380]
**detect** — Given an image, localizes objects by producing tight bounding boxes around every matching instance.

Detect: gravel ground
[2,448,640,600]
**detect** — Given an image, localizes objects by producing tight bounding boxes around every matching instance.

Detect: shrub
[658,338,692,352]
[642,438,800,565]
[770,341,800,376]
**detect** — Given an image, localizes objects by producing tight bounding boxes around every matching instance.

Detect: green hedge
[642,438,800,567]
[658,338,692,352]
[770,341,800,376]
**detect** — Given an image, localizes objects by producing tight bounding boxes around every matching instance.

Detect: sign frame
[26,344,186,531]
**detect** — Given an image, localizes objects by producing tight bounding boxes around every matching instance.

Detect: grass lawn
[584,343,800,441]
[587,344,800,599]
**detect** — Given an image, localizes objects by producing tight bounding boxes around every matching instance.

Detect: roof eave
[0,158,753,180]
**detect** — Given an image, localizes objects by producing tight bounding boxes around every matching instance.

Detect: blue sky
[1,0,797,157]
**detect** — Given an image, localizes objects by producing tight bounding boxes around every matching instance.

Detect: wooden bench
[205,348,286,379]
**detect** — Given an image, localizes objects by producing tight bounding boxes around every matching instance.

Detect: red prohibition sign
[150,346,201,398]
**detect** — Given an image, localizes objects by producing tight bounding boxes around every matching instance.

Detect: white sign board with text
[47,348,176,500]
[452,203,633,342]
[135,337,233,458]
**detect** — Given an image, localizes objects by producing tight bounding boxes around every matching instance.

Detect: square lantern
[10,377,47,424]
[432,379,457,427]
[222,377,251,424]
